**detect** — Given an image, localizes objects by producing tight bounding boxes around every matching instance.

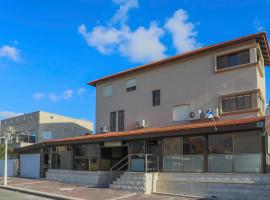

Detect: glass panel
[163,155,183,172]
[217,55,228,69]
[163,137,182,155]
[228,53,237,67]
[236,95,244,110]
[103,85,112,97]
[130,141,144,154]
[118,110,125,131]
[208,134,233,154]
[222,97,230,112]
[234,131,261,153]
[237,50,250,65]
[131,158,144,171]
[74,144,89,157]
[244,94,252,110]
[208,154,233,172]
[183,136,205,154]
[183,155,204,172]
[110,112,117,132]
[234,153,262,172]
[230,97,237,111]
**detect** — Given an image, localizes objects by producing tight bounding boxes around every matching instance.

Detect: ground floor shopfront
[16,116,270,178]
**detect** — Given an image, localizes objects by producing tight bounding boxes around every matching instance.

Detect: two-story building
[16,32,270,198]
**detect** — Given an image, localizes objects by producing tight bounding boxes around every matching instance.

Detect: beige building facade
[91,34,268,133]
[0,111,93,146]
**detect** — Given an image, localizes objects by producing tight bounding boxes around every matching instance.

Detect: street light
[0,126,14,186]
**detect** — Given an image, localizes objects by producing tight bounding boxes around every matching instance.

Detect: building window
[173,105,190,121]
[222,93,252,113]
[110,110,125,132]
[103,85,112,97]
[216,49,250,70]
[152,89,160,106]
[42,131,52,140]
[126,79,136,92]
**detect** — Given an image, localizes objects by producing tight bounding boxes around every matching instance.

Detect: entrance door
[146,141,160,172]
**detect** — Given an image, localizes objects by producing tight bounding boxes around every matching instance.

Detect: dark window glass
[163,137,182,155]
[126,86,136,92]
[244,94,252,109]
[208,134,233,154]
[118,110,125,131]
[74,159,89,170]
[110,111,117,132]
[222,93,253,112]
[152,90,161,106]
[183,136,205,155]
[234,131,262,153]
[74,145,89,157]
[217,49,250,70]
[130,141,145,154]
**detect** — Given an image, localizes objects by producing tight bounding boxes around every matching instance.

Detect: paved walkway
[0,177,203,200]
[0,188,51,200]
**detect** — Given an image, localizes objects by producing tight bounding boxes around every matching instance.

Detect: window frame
[103,85,113,97]
[220,89,261,115]
[152,89,161,107]
[216,49,251,71]
[110,110,125,132]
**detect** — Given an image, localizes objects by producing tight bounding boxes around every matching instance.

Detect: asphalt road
[0,188,52,200]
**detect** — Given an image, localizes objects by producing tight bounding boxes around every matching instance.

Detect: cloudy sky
[0,0,270,125]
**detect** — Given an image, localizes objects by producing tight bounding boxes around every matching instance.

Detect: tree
[0,144,14,160]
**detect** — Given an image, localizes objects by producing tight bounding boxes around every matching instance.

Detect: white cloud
[165,9,200,53]
[0,45,20,62]
[110,0,139,24]
[78,24,121,54]
[253,18,265,32]
[119,23,166,62]
[77,88,85,95]
[33,92,45,100]
[0,111,22,120]
[62,90,73,100]
[48,93,59,102]
[79,1,200,63]
[33,89,83,102]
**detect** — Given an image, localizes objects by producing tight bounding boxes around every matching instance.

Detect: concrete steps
[156,173,270,200]
[109,172,154,194]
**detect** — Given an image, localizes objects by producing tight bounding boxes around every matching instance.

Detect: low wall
[46,169,121,187]
[0,160,17,177]
[156,173,270,200]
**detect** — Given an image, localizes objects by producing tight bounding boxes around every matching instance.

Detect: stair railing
[110,155,129,171]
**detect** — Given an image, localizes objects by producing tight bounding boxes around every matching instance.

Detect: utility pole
[1,127,14,186]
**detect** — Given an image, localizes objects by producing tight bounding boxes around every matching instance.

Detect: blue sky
[0,0,270,127]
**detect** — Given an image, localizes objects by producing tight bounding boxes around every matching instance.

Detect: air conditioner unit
[100,126,108,133]
[136,120,147,128]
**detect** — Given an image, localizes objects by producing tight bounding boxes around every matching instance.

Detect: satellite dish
[189,112,196,119]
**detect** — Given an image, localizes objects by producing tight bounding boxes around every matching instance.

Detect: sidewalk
[0,177,202,200]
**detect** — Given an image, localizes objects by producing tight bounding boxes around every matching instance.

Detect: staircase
[156,173,270,200]
[110,172,155,194]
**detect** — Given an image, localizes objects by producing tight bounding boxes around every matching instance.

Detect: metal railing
[110,155,129,171]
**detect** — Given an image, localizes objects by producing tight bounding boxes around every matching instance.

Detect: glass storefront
[161,131,263,173]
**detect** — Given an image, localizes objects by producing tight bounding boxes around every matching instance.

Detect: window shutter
[118,110,125,131]
[110,112,117,132]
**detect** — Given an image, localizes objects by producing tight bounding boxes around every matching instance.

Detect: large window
[110,110,125,132]
[208,134,233,172]
[222,93,253,113]
[216,49,250,70]
[74,144,89,170]
[163,137,182,172]
[152,90,160,107]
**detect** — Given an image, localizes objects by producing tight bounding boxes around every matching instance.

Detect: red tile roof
[88,32,270,86]
[44,116,265,145]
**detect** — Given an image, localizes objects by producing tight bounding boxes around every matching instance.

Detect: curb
[0,185,85,200]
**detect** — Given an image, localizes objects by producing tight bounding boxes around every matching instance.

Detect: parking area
[0,177,203,200]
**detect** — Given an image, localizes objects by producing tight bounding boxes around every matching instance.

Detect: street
[0,188,51,200]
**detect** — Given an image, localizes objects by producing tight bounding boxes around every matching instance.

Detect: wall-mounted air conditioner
[136,120,147,128]
[100,126,108,133]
